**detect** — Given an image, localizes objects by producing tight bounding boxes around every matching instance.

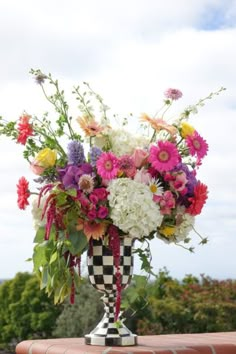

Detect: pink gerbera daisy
[96,152,119,180]
[148,141,180,172]
[186,131,208,160]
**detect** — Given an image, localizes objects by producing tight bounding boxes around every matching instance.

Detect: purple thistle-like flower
[89,146,102,167]
[67,141,85,165]
[164,88,183,100]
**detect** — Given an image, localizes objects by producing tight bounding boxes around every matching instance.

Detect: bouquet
[0,69,224,305]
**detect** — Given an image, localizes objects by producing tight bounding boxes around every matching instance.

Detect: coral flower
[187,182,208,216]
[140,114,177,136]
[186,131,208,160]
[77,115,104,137]
[17,114,33,145]
[17,176,30,209]
[96,152,119,180]
[149,141,180,172]
[77,218,107,240]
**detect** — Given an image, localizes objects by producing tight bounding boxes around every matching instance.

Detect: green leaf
[49,251,58,264]
[41,266,49,289]
[66,188,77,197]
[34,227,46,243]
[65,230,88,255]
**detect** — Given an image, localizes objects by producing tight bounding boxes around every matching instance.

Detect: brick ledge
[15,332,236,354]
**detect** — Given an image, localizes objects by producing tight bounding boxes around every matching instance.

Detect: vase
[85,237,137,346]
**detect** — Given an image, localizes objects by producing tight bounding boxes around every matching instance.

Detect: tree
[53,279,103,337]
[0,272,62,350]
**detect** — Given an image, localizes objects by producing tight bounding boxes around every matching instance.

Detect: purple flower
[171,163,197,207]
[67,141,85,165]
[89,146,102,167]
[164,88,183,100]
[58,163,93,189]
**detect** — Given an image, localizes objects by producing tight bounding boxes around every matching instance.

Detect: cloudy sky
[0,0,235,280]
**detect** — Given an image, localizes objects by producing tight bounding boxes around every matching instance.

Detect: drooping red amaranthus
[108,224,121,321]
[37,183,54,209]
[70,268,75,304]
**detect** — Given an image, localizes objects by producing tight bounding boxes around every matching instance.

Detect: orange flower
[140,114,177,136]
[76,218,107,240]
[77,115,104,137]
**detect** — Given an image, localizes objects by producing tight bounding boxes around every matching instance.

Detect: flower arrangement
[0,70,225,307]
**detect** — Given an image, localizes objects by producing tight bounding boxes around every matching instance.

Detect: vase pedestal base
[85,334,137,346]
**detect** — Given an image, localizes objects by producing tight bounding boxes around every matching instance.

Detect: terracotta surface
[15,332,236,354]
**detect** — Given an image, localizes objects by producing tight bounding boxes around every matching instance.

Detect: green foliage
[1,269,236,351]
[53,279,103,338]
[123,269,236,335]
[0,273,62,350]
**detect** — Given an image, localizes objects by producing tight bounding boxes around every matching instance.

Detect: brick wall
[16,332,236,354]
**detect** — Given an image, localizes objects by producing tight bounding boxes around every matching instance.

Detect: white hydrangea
[174,213,195,243]
[107,128,149,157]
[107,178,163,239]
[31,195,47,230]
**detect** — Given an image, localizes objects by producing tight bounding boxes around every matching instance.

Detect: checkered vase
[85,237,137,346]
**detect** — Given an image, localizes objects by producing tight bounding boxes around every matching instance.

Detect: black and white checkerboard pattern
[87,237,134,293]
[85,292,137,346]
[85,237,137,346]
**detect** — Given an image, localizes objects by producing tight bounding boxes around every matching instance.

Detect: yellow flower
[35,148,57,168]
[159,226,176,238]
[180,122,195,138]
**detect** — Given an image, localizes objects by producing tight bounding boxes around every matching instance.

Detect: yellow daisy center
[150,184,158,193]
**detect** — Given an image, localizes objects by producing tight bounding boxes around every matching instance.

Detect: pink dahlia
[164,88,183,100]
[149,141,180,172]
[186,131,208,160]
[17,176,30,209]
[96,152,119,180]
[118,155,136,178]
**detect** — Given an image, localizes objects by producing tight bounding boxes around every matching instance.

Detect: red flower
[17,177,30,210]
[17,114,33,145]
[187,182,208,216]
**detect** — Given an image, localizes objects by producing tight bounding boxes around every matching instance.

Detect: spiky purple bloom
[67,141,85,165]
[89,146,102,167]
[164,88,183,100]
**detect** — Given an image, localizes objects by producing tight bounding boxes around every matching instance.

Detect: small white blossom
[107,128,149,156]
[31,195,47,230]
[174,214,195,243]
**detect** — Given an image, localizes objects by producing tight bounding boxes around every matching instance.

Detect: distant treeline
[1,269,236,351]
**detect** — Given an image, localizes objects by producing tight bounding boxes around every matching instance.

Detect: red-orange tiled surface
[15,332,236,354]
